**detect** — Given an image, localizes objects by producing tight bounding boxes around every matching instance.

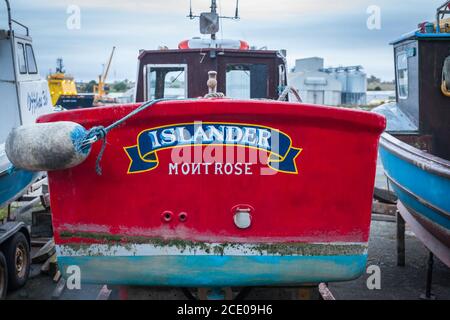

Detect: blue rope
[6,165,16,175]
[82,98,169,175]
[83,126,107,175]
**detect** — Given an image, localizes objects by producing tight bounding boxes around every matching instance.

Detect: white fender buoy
[5,122,92,171]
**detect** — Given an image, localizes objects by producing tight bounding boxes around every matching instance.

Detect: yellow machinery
[47,59,78,106]
[436,17,450,33]
[93,46,116,101]
[47,58,94,109]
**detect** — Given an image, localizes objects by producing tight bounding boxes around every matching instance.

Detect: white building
[289,58,342,106]
[322,66,367,106]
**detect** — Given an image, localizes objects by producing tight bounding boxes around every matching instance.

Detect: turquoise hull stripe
[58,254,367,287]
[379,147,450,230]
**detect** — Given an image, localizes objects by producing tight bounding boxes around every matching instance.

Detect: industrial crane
[94,46,116,101]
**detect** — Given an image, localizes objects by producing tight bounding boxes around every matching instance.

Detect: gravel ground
[6,220,450,300]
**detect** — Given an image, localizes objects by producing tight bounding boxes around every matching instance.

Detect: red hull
[39,100,385,245]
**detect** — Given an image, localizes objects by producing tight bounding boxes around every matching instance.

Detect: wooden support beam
[51,278,66,300]
[397,201,450,268]
[197,288,208,300]
[118,286,129,300]
[41,253,57,276]
[372,200,397,216]
[8,196,40,220]
[297,286,321,300]
[420,251,436,300]
[30,177,48,193]
[96,285,112,300]
[32,238,55,264]
[372,213,396,223]
[318,283,335,300]
[53,270,62,283]
[40,256,51,274]
[396,210,406,267]
[31,237,52,247]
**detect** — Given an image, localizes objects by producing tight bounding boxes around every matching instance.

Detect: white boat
[0,0,53,207]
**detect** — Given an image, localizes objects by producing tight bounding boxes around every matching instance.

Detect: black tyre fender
[443,56,450,85]
[0,251,7,299]
[3,232,30,291]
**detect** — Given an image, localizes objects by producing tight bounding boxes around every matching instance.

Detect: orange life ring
[178,39,249,50]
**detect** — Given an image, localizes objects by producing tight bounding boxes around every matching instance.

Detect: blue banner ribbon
[124,123,302,174]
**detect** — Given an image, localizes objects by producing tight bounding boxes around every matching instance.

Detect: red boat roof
[138,48,280,59]
[39,99,386,134]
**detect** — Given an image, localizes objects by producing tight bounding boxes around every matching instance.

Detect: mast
[187,0,240,42]
[211,0,217,14]
[56,58,65,73]
[5,0,12,33]
[211,0,217,40]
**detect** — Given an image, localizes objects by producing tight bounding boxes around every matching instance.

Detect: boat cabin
[391,32,450,160]
[135,0,287,103]
[0,0,53,144]
[135,46,287,102]
[375,3,450,161]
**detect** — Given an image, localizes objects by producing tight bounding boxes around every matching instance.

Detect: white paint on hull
[56,242,368,258]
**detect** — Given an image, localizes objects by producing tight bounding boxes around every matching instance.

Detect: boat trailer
[0,176,49,298]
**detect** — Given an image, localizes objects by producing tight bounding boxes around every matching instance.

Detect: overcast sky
[1,0,444,81]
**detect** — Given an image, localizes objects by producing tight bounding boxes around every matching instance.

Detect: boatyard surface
[6,220,450,300]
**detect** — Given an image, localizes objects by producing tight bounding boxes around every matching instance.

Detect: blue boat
[0,146,39,208]
[379,134,450,262]
[375,2,450,267]
[0,0,54,209]
[0,0,55,298]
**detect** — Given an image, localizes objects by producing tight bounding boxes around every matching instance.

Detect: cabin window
[396,52,409,99]
[226,64,268,99]
[16,43,27,74]
[279,64,286,88]
[146,64,187,100]
[25,44,38,74]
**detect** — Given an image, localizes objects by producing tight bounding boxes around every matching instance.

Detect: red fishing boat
[6,1,386,290]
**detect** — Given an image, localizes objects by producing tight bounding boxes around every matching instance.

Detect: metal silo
[343,67,367,105]
[347,68,367,93]
[335,69,348,92]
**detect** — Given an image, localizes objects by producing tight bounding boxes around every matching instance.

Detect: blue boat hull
[0,167,39,208]
[58,254,367,287]
[379,134,450,247]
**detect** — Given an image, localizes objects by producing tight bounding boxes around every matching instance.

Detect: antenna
[56,58,64,73]
[4,0,29,36]
[188,0,241,40]
[188,0,194,19]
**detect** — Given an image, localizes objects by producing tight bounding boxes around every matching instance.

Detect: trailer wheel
[0,251,7,299]
[4,232,30,290]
